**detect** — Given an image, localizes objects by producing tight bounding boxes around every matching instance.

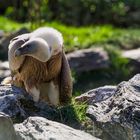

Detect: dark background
[1,0,140,27]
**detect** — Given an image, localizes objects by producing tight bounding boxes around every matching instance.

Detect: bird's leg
[47,80,60,106]
[24,78,40,102]
[29,86,40,102]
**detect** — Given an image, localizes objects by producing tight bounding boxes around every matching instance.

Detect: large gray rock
[67,48,109,73]
[82,74,140,140]
[14,116,99,140]
[0,112,17,140]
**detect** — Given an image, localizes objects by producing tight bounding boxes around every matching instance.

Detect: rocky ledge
[0,112,99,140]
[14,116,99,140]
[76,74,140,140]
[1,74,140,140]
[0,84,99,140]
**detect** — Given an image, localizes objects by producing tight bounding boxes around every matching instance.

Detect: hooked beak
[14,47,28,57]
[14,49,21,57]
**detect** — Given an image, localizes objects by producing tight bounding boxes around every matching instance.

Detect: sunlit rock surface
[77,74,140,140]
[67,48,109,73]
[75,85,116,104]
[14,116,100,140]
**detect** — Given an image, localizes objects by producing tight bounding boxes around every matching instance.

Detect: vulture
[6,27,72,106]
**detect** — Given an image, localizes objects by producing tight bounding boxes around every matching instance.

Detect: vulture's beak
[14,47,28,57]
[14,49,21,57]
[14,42,36,57]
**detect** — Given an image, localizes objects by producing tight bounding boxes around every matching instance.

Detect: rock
[123,49,140,73]
[84,74,140,140]
[0,69,10,82]
[123,48,140,60]
[0,30,4,39]
[14,116,100,140]
[67,48,109,73]
[0,61,10,82]
[0,61,9,70]
[0,112,17,140]
[0,85,31,121]
[0,84,59,123]
[0,28,29,60]
[75,85,117,104]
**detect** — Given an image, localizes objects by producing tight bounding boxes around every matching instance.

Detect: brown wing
[59,51,73,105]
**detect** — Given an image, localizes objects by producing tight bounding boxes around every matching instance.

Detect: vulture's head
[14,38,52,62]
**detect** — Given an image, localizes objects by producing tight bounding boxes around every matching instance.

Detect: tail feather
[59,51,73,105]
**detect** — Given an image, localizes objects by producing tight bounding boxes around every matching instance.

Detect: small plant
[72,98,88,122]
[56,97,88,129]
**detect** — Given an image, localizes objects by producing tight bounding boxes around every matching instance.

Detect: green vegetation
[56,98,88,129]
[0,16,28,32]
[1,16,140,52]
[2,0,140,26]
[0,16,136,90]
[104,45,130,78]
[71,99,87,122]
[74,46,131,93]
[0,16,135,90]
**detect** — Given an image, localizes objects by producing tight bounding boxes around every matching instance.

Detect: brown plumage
[15,51,62,91]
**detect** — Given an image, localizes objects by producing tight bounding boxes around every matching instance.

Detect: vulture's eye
[24,44,31,48]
